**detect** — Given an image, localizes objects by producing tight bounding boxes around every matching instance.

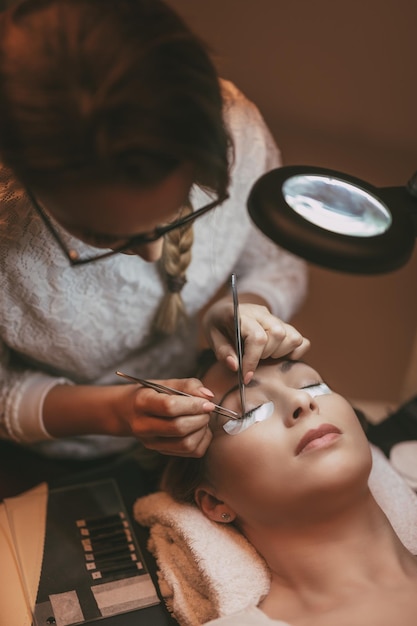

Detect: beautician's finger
[131,409,211,438]
[150,376,215,400]
[264,323,308,359]
[285,336,311,360]
[149,426,212,457]
[135,420,212,457]
[241,320,309,376]
[237,311,283,374]
[240,325,269,378]
[207,326,237,366]
[132,389,214,428]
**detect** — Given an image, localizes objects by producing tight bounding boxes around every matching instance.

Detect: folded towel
[133,491,270,626]
[389,441,417,489]
[134,445,417,626]
[368,445,417,553]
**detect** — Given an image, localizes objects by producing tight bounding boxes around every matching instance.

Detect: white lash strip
[305,383,331,398]
[223,401,275,436]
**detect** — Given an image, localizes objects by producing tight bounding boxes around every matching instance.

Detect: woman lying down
[137,355,417,625]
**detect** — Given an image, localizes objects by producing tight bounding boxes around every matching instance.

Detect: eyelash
[224,401,275,435]
[243,403,263,419]
[239,380,330,412]
[301,382,331,398]
[240,382,331,419]
[301,382,322,389]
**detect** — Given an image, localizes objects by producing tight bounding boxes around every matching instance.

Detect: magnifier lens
[283,174,392,237]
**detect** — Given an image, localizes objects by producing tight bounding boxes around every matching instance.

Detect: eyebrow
[279,359,302,373]
[219,379,259,406]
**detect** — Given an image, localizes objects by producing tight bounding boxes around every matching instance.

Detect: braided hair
[154,201,194,334]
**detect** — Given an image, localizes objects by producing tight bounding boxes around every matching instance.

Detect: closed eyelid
[301,381,324,389]
[303,382,332,398]
[219,379,260,406]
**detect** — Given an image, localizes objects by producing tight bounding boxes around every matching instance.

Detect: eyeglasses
[26,187,229,266]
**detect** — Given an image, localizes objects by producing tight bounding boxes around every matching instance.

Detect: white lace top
[0,80,307,458]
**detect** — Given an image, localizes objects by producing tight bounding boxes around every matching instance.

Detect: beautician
[0,0,308,461]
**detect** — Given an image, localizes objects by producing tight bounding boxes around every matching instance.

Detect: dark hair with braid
[0,0,232,327]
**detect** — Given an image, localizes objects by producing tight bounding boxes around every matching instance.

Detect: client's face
[200,359,372,526]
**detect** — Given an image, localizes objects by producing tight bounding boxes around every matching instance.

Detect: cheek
[333,396,368,437]
[206,423,292,497]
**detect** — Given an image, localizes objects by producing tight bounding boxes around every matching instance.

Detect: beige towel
[134,445,417,626]
[368,445,417,553]
[133,491,270,626]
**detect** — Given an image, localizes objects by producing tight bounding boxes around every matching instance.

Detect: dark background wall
[168,0,417,404]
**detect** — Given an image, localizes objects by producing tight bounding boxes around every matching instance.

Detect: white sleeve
[235,230,308,321]
[223,81,308,320]
[2,372,73,443]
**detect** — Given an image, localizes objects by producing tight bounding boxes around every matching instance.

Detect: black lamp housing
[247,165,417,274]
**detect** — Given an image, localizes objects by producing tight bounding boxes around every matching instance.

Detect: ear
[194,486,236,524]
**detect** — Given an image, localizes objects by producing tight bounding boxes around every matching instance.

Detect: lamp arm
[407,170,417,199]
[380,180,417,237]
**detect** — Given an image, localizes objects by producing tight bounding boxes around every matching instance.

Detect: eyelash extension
[223,401,275,436]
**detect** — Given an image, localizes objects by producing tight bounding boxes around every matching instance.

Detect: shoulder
[205,606,291,625]
[0,163,28,218]
[0,163,31,227]
[219,79,282,174]
[0,163,26,203]
[220,78,266,132]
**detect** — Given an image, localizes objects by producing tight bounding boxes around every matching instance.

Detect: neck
[243,489,415,607]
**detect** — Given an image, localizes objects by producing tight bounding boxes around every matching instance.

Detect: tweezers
[231,273,246,418]
[115,371,240,420]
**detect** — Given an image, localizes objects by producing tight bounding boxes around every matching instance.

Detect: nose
[283,389,319,427]
[124,238,164,262]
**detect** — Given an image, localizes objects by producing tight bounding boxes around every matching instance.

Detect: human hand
[113,377,215,457]
[203,298,310,381]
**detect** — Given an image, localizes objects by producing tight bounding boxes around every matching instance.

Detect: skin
[195,359,417,625]
[37,166,309,456]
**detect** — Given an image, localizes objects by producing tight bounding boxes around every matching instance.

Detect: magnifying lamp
[247,165,417,274]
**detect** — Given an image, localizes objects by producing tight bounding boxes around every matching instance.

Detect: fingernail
[244,371,253,385]
[200,387,214,398]
[226,355,237,371]
[202,401,215,411]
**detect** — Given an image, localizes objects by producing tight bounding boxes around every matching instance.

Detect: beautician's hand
[43,378,215,457]
[203,296,310,381]
[117,378,215,457]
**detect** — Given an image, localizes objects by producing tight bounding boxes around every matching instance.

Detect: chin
[317,440,373,497]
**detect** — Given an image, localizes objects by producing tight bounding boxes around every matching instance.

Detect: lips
[295,423,341,456]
